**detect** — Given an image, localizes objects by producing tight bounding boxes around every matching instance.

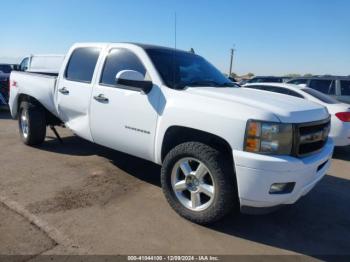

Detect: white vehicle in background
[244,83,350,147]
[19,54,65,74]
[9,43,333,224]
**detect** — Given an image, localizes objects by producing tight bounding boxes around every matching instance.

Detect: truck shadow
[0,110,11,119]
[333,146,350,161]
[40,134,350,257]
[42,135,161,187]
[210,174,350,257]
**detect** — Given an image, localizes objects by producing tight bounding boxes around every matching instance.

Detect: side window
[65,47,101,83]
[288,90,304,98]
[309,79,333,95]
[20,58,29,71]
[267,86,303,98]
[340,80,350,96]
[271,86,290,95]
[100,48,146,86]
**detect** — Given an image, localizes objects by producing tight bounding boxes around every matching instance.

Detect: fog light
[269,182,295,194]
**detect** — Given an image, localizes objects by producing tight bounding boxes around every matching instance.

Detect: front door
[56,47,101,140]
[89,48,160,161]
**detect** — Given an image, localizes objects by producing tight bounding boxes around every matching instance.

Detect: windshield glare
[146,48,236,89]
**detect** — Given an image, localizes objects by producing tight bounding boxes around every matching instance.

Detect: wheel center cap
[185,175,200,191]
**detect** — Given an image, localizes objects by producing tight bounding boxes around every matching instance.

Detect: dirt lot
[0,110,350,259]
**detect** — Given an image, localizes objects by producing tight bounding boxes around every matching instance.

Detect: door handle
[94,94,109,103]
[58,87,69,94]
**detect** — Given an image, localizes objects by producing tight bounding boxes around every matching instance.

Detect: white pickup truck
[9,43,334,224]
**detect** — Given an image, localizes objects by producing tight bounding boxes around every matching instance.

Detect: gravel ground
[0,110,349,259]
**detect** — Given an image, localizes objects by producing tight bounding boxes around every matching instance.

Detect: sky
[0,0,349,76]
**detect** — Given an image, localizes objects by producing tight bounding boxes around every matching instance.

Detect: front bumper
[233,139,334,211]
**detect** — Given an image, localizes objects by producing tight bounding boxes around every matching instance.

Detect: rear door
[339,80,350,104]
[56,46,102,141]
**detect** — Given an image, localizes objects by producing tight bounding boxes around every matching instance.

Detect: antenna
[174,12,177,50]
[229,45,236,76]
[173,12,177,88]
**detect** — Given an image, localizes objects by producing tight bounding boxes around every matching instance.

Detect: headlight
[244,120,293,155]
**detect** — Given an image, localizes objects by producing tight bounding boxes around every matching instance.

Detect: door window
[340,80,350,96]
[65,47,101,83]
[100,49,146,86]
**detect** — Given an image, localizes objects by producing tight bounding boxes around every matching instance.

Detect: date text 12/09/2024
[127,256,220,261]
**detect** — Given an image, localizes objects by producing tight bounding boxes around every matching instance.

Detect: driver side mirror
[116,70,153,94]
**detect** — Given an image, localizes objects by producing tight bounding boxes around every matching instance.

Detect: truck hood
[185,87,329,123]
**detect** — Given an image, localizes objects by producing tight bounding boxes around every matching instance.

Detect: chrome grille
[294,117,331,157]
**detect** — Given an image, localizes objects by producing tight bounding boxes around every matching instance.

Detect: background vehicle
[18,54,65,74]
[287,76,350,104]
[9,43,333,224]
[0,64,12,106]
[244,83,350,147]
[244,76,290,84]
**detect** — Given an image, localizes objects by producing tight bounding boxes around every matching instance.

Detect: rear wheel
[18,101,46,146]
[161,142,238,224]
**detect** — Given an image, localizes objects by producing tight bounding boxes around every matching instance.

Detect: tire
[161,142,238,225]
[18,101,46,146]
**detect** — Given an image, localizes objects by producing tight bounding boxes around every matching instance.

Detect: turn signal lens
[247,121,261,137]
[244,120,293,155]
[335,112,350,122]
[245,138,260,152]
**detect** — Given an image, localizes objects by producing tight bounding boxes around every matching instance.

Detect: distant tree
[189,48,195,54]
[230,72,238,78]
[285,73,301,78]
[304,73,313,77]
[247,72,254,78]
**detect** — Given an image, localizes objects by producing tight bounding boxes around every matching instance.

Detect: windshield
[302,88,339,104]
[146,48,236,89]
[0,65,12,74]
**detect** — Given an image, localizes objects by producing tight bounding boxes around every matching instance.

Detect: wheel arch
[160,126,233,164]
[17,94,62,126]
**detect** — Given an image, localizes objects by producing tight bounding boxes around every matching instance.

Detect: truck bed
[9,71,59,118]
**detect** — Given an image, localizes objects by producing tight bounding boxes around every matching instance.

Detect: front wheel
[161,142,238,225]
[18,101,46,146]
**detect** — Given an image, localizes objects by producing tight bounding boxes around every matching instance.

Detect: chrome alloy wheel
[20,109,29,139]
[171,157,215,211]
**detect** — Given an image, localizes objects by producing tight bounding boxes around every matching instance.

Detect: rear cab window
[65,47,101,83]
